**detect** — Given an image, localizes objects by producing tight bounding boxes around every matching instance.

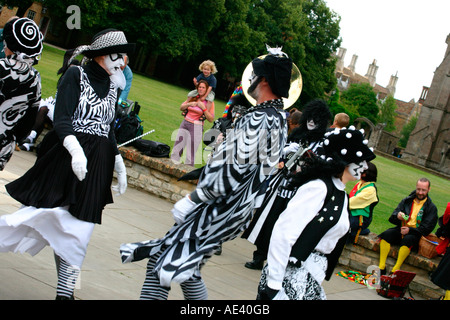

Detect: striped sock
[140,252,170,300]
[55,254,80,299]
[180,277,208,300]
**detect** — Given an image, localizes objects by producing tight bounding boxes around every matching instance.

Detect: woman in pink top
[171,80,214,166]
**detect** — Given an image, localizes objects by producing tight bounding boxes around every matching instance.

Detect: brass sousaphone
[241,49,303,109]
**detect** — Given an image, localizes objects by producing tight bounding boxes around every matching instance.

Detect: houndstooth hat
[3,17,43,58]
[67,28,135,65]
[84,28,135,58]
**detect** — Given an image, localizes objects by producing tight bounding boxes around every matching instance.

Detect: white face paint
[348,161,368,180]
[247,71,262,100]
[307,119,317,130]
[104,53,125,75]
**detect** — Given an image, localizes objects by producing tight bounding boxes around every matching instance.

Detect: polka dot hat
[322,126,376,165]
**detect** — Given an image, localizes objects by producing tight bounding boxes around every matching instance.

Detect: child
[188,60,217,111]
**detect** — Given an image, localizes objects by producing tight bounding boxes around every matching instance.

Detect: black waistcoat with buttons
[289,177,350,279]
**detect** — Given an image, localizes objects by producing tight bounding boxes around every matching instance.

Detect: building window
[27,10,36,20]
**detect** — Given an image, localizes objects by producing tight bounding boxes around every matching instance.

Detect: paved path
[0,150,389,300]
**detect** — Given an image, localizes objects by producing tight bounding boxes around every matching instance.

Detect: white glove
[63,135,87,181]
[171,194,197,224]
[283,142,299,156]
[112,154,127,195]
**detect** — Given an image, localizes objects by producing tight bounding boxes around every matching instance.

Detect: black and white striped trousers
[140,250,208,300]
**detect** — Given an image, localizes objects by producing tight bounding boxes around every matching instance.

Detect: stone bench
[119,146,197,203]
[339,232,445,299]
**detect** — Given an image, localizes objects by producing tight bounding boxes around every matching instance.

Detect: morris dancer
[258,127,376,300]
[0,29,134,299]
[0,17,42,170]
[243,99,332,269]
[120,47,293,300]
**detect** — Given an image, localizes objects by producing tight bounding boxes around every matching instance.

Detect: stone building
[402,34,450,175]
[334,48,422,153]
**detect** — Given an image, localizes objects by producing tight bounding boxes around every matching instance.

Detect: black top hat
[251,49,292,98]
[3,17,43,58]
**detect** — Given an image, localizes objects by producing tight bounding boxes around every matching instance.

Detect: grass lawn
[36,44,449,234]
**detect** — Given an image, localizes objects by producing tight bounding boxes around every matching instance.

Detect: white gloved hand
[112,154,127,195]
[171,194,197,224]
[63,135,87,181]
[283,142,299,156]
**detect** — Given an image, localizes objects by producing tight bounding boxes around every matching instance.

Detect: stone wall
[340,233,445,299]
[120,146,446,299]
[119,146,197,203]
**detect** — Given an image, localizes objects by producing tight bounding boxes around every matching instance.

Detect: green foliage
[298,0,341,104]
[38,0,341,105]
[377,95,397,132]
[399,116,418,148]
[340,83,379,124]
[328,88,358,124]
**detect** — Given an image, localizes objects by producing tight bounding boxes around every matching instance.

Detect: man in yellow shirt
[378,178,438,274]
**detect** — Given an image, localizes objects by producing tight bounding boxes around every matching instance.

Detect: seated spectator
[378,178,438,274]
[348,161,378,243]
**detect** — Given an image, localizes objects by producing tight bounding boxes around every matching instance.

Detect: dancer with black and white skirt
[257,127,376,300]
[0,29,134,299]
[0,17,42,170]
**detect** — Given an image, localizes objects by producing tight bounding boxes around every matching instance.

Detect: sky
[324,0,450,102]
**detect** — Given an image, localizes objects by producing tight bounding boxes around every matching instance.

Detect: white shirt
[266,177,350,290]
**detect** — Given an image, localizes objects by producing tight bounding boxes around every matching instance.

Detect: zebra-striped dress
[120,99,287,287]
[5,62,118,225]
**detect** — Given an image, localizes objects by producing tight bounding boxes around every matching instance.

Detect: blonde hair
[199,60,218,74]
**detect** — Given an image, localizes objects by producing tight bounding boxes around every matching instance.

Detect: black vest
[289,177,350,280]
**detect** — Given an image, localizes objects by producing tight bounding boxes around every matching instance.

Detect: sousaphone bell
[241,54,303,109]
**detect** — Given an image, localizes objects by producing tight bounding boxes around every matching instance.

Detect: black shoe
[380,268,386,276]
[18,137,35,151]
[55,295,74,300]
[214,244,222,255]
[245,259,264,270]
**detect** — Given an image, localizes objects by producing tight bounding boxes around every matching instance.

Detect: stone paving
[0,150,395,301]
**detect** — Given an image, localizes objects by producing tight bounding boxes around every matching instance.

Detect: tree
[399,116,417,148]
[378,95,397,132]
[340,83,379,125]
[38,0,342,101]
[298,0,341,104]
[328,88,358,124]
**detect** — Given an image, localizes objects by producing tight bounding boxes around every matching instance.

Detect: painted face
[247,71,262,100]
[307,119,317,131]
[104,53,126,75]
[348,161,368,180]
